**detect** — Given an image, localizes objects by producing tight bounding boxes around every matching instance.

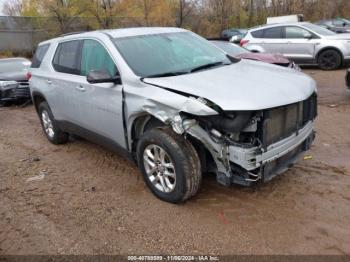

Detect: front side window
[285,26,311,39]
[113,32,232,77]
[53,40,81,75]
[80,40,117,77]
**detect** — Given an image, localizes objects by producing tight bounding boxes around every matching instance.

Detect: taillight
[240,39,249,47]
[26,72,32,80]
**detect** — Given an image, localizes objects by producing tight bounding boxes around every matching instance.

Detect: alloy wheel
[319,52,338,70]
[143,144,176,193]
[41,110,55,138]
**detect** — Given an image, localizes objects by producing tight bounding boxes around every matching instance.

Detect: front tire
[318,50,342,70]
[137,128,201,203]
[38,101,69,145]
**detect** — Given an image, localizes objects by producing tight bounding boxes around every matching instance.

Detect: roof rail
[60,31,87,37]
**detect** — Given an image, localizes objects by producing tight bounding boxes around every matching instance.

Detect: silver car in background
[241,22,350,70]
[0,58,31,106]
[29,28,317,203]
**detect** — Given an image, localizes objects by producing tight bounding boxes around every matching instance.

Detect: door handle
[47,80,52,85]
[75,85,86,92]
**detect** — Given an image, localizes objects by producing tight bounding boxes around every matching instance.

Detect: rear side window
[53,40,81,75]
[31,44,50,68]
[251,30,263,38]
[80,40,117,77]
[262,27,283,38]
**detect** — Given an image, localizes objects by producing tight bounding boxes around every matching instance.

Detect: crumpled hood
[144,59,316,111]
[236,52,290,64]
[324,33,350,40]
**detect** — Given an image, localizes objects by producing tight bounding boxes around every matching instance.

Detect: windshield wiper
[144,71,189,78]
[190,61,230,73]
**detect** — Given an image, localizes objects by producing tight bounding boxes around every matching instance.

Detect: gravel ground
[0,68,350,255]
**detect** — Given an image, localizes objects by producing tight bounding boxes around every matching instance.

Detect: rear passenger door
[254,26,285,53]
[75,39,125,147]
[51,40,84,124]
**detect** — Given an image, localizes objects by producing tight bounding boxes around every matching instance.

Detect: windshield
[303,23,336,36]
[113,32,232,77]
[210,41,248,56]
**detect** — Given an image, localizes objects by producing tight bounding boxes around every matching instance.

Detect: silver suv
[241,22,350,70]
[29,28,317,203]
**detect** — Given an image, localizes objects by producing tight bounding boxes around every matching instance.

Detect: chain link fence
[0,15,210,56]
[0,16,94,55]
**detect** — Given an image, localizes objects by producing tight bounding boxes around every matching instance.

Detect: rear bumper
[228,121,315,185]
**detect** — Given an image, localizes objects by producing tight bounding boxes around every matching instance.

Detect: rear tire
[318,50,342,70]
[38,101,69,145]
[137,128,201,203]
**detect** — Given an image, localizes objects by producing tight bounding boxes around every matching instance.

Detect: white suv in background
[241,22,350,70]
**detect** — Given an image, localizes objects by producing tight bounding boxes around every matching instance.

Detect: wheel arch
[32,91,48,113]
[130,114,166,153]
[130,113,215,174]
[316,46,344,62]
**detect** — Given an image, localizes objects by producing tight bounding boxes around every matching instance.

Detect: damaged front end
[166,93,317,187]
[126,75,317,187]
[0,80,31,105]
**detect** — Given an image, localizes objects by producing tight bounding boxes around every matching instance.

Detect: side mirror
[87,70,121,84]
[303,32,313,39]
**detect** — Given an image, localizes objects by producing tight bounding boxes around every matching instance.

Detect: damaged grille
[261,93,317,147]
[15,80,30,98]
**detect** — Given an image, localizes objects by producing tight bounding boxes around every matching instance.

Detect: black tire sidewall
[137,129,193,203]
[318,50,342,70]
[38,102,66,144]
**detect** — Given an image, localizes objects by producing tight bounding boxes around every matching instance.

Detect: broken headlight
[195,112,260,147]
[198,112,253,133]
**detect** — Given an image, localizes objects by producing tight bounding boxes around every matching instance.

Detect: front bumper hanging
[0,81,31,103]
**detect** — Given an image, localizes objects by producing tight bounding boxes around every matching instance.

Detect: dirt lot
[1,69,350,255]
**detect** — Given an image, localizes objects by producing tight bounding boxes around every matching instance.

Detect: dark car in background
[346,69,350,89]
[210,40,300,70]
[0,58,31,106]
[316,18,350,33]
[221,28,247,41]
